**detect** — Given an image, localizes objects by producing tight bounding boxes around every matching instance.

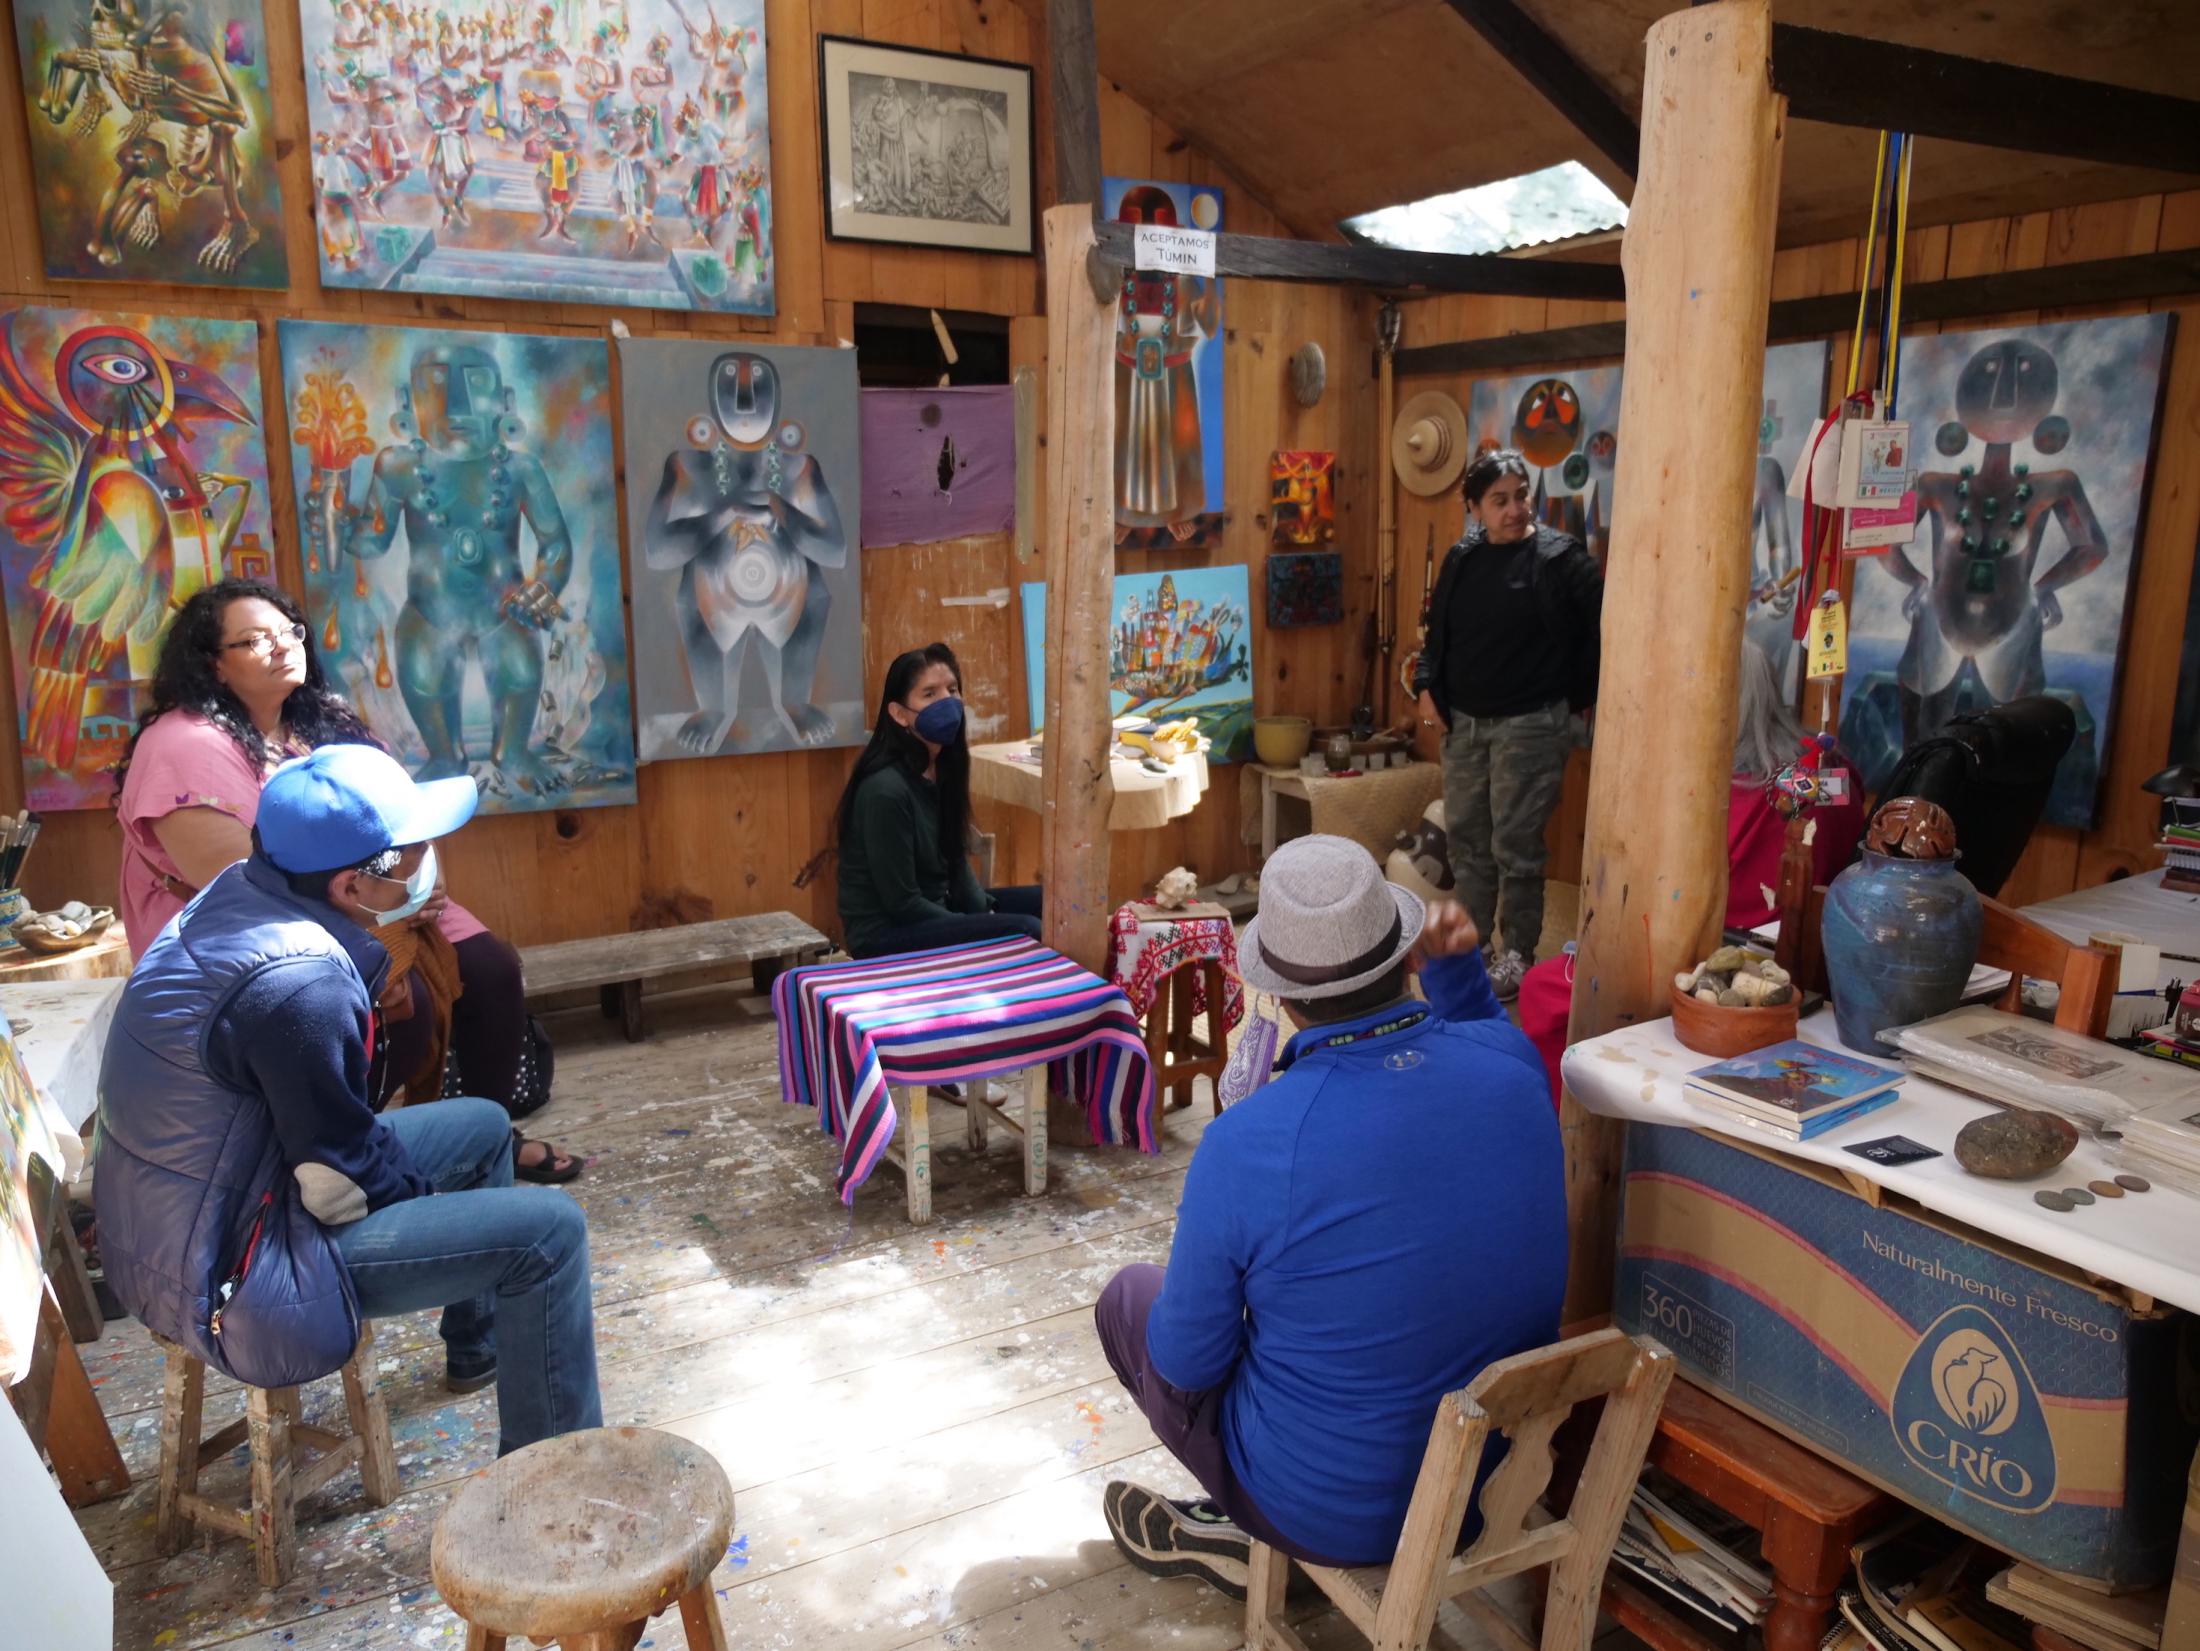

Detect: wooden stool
[431,1425,735,1651]
[153,1325,399,1588]
[1145,958,1231,1113]
[888,1064,1049,1224]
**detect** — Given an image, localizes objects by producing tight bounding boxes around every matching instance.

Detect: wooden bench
[519,912,833,1042]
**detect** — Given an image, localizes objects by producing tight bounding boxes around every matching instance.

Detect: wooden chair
[1245,1327,1674,1651]
[431,1425,734,1651]
[153,1326,398,1588]
[1797,886,2116,1037]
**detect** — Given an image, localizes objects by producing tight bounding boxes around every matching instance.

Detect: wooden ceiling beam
[1771,25,2200,176]
[1392,247,2200,376]
[1088,221,1626,300]
[1435,0,1640,181]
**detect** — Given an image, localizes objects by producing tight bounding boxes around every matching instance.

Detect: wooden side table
[1146,957,1231,1113]
[0,929,131,984]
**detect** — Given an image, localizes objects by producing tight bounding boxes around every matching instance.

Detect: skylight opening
[1341,161,1627,256]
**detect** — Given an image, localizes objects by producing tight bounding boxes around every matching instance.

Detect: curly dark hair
[112,579,379,800]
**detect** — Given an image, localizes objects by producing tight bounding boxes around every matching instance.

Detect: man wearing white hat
[1097,834,1566,1593]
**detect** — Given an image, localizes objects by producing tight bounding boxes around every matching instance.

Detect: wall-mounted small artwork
[279,320,634,813]
[12,0,290,288]
[1266,551,1343,629]
[0,307,274,810]
[1270,450,1335,547]
[819,36,1033,256]
[1104,177,1224,550]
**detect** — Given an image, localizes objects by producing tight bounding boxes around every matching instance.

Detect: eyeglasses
[221,622,308,657]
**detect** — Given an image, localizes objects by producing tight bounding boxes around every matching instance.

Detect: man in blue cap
[98,744,601,1454]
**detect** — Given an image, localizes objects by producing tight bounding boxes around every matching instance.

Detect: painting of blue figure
[295,0,772,313]
[1746,342,1832,686]
[1102,177,1223,550]
[279,320,635,814]
[1839,314,2175,829]
[1020,565,1254,763]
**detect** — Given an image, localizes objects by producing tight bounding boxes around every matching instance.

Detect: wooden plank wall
[0,0,1378,945]
[1391,190,2200,906]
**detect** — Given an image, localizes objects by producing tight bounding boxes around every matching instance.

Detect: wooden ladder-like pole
[1563,0,1787,1318]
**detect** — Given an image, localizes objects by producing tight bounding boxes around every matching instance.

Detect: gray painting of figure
[620,338,864,761]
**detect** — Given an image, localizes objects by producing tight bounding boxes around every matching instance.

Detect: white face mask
[366,844,438,928]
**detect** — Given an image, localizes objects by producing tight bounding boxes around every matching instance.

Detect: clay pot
[1671,982,1800,1059]
[1253,716,1312,767]
[1821,849,1982,1055]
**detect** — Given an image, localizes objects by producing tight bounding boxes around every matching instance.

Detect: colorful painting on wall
[1270,450,1335,547]
[1465,365,1622,564]
[1840,314,2175,829]
[619,339,864,761]
[1747,342,1833,684]
[279,320,634,813]
[296,0,772,312]
[1103,177,1223,550]
[1266,550,1343,629]
[12,0,290,289]
[0,307,274,811]
[1020,564,1253,762]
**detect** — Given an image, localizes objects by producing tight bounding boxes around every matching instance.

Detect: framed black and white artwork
[818,36,1035,256]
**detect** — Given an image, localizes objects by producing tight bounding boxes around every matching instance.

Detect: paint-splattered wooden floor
[77,969,1635,1651]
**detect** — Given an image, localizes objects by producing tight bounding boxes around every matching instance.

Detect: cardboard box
[1614,1125,2198,1590]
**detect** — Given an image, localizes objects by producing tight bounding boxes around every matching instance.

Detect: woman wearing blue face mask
[833,643,1043,959]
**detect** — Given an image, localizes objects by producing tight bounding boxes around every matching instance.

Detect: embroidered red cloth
[1106,907,1246,1037]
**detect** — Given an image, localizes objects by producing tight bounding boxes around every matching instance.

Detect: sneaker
[1103,1480,1251,1600]
[445,1357,497,1396]
[1485,947,1528,1001]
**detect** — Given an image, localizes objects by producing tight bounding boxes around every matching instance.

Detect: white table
[2023,869,2200,964]
[968,740,1212,832]
[1562,1007,2200,1317]
[0,979,122,1180]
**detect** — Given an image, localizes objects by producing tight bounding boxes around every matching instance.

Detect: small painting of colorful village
[1021,565,1253,762]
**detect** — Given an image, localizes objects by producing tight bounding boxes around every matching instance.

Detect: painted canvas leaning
[0,307,273,811]
[1021,566,1253,762]
[620,339,864,761]
[1840,314,2176,829]
[12,0,290,288]
[279,320,635,813]
[296,0,773,311]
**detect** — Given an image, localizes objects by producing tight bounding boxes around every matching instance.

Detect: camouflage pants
[1440,702,1576,960]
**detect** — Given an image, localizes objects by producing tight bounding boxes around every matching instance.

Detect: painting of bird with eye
[0,307,272,808]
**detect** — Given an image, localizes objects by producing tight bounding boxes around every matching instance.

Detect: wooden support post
[1038,203,1118,977]
[1562,0,1785,1320]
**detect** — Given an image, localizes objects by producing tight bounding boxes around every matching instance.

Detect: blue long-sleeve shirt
[1145,951,1567,1563]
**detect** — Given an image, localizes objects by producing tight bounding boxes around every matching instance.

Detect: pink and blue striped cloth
[774,938,1159,1202]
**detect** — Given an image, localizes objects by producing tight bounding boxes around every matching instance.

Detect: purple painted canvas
[859,386,1014,548]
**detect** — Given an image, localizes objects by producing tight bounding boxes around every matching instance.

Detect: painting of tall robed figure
[1840,314,2175,829]
[0,307,273,811]
[12,0,290,288]
[279,320,635,813]
[296,0,772,311]
[620,338,864,761]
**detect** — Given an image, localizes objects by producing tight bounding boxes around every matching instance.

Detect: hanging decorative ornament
[1390,391,1468,497]
[1290,341,1326,408]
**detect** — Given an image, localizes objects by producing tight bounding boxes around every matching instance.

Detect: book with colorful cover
[1686,1040,1905,1124]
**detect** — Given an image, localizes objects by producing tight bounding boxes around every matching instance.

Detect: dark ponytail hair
[819,642,971,878]
[112,578,377,800]
[1463,446,1532,506]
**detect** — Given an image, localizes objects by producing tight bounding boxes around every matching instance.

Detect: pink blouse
[117,712,487,958]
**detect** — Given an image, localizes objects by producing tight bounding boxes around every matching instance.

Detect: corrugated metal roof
[1341,161,1627,256]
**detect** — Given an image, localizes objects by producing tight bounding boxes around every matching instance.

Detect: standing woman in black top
[1411,449,1604,999]
[831,643,1044,958]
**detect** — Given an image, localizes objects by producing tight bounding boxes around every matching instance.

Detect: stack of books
[2156,798,2200,893]
[1984,1564,2165,1651]
[1836,1517,2032,1651]
[2116,1094,2200,1195]
[1611,1472,1771,1636]
[1685,1040,1905,1142]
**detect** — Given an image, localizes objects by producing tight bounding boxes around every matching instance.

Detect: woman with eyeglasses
[114,580,581,1183]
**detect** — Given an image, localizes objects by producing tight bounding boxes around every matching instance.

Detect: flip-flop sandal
[513,1132,583,1184]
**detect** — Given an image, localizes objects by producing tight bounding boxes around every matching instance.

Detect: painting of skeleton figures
[619,339,864,761]
[0,308,274,811]
[1104,177,1224,550]
[295,0,773,312]
[12,0,290,288]
[1840,314,2175,829]
[279,320,635,813]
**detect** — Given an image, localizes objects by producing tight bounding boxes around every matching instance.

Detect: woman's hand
[412,864,451,930]
[1412,900,1480,965]
[1416,690,1442,731]
[377,972,417,1023]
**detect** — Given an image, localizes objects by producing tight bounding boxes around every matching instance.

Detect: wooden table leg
[679,1581,734,1650]
[1144,974,1173,1113]
[1022,1065,1048,1196]
[1760,1506,1849,1651]
[246,1383,298,1588]
[965,1079,989,1152]
[752,955,788,997]
[341,1327,400,1506]
[1260,774,1279,862]
[618,978,644,1042]
[460,1626,506,1651]
[894,1086,933,1224]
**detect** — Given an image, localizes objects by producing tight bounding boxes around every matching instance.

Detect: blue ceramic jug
[1820,849,1982,1055]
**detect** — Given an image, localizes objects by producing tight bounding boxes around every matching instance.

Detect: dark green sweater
[837,761,990,953]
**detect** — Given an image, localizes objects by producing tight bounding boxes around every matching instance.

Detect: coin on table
[2034,1190,2076,1212]
[2088,1179,2124,1198]
[2115,1173,2151,1192]
[2062,1186,2096,1205]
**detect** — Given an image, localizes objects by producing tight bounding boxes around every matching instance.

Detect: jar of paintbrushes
[0,813,43,951]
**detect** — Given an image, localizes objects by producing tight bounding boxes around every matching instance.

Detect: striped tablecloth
[774,938,1158,1202]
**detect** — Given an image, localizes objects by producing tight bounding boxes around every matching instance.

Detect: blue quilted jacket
[95,855,425,1386]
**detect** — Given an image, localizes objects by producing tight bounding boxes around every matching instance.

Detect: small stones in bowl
[10,900,113,944]
[1675,947,1794,1010]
